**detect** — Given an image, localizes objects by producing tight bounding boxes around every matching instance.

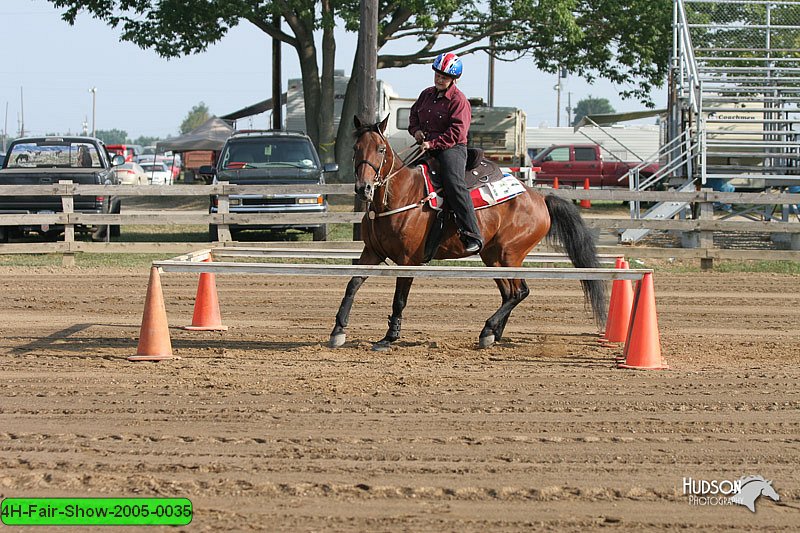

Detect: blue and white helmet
[432,53,463,79]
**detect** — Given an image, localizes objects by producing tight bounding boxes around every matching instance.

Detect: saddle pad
[421,165,526,211]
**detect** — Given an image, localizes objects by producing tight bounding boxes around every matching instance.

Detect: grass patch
[0,253,179,268]
[623,257,800,274]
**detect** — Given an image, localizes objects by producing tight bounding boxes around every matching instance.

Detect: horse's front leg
[329,248,382,348]
[329,275,368,347]
[373,276,414,351]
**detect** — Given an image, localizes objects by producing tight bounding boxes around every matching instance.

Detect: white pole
[89,87,97,137]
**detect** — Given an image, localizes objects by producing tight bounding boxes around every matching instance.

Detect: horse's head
[353,115,392,203]
[760,480,780,502]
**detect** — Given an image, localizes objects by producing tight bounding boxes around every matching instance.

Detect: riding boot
[423,207,448,263]
[437,145,483,254]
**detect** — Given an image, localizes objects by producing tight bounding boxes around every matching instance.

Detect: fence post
[681,188,714,269]
[217,181,232,242]
[59,180,76,267]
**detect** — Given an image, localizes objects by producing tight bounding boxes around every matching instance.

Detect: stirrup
[464,238,482,254]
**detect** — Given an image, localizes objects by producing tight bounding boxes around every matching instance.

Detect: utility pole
[487,42,495,106]
[487,0,496,106]
[566,92,573,127]
[554,80,561,127]
[554,68,567,127]
[19,87,24,137]
[353,0,378,240]
[89,87,97,137]
[357,1,378,123]
[271,14,282,130]
[3,102,7,151]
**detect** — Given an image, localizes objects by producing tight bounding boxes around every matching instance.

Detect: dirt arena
[1,264,799,531]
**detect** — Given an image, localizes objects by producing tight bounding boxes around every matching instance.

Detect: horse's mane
[740,475,768,486]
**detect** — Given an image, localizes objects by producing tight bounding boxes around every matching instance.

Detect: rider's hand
[420,141,432,151]
[414,131,425,144]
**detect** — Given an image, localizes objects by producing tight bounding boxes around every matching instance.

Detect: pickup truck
[0,136,123,242]
[204,130,338,241]
[531,144,659,188]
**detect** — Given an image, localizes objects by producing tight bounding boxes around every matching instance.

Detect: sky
[1,0,667,142]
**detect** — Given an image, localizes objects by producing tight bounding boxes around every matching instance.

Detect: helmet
[432,53,463,79]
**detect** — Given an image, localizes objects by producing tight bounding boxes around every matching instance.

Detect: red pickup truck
[531,144,659,188]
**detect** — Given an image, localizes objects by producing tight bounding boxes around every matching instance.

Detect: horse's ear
[354,115,363,129]
[378,114,389,134]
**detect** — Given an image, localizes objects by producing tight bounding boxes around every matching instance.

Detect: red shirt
[408,83,471,151]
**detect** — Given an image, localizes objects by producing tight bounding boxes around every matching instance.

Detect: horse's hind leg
[479,279,530,349]
[373,277,414,350]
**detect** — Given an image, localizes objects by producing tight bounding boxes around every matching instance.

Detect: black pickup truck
[0,136,123,242]
[205,130,337,241]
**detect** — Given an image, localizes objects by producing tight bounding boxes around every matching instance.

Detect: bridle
[354,128,431,218]
[354,130,399,192]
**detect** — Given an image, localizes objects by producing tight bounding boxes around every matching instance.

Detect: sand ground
[1,266,798,531]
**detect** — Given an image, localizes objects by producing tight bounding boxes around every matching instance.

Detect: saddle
[420,148,505,190]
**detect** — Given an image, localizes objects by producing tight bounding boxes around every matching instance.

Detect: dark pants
[436,144,482,242]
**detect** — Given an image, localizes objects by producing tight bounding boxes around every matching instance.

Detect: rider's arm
[408,92,423,139]
[428,92,471,151]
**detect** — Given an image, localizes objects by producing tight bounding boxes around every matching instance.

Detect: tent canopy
[156,117,234,152]
[573,109,667,132]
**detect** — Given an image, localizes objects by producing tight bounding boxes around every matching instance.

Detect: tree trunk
[334,54,362,184]
[319,0,336,164]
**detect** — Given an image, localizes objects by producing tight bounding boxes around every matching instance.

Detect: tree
[134,135,161,147]
[571,96,616,127]
[95,129,129,145]
[49,0,673,177]
[180,102,211,134]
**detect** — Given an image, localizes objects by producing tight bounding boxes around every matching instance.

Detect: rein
[357,134,433,219]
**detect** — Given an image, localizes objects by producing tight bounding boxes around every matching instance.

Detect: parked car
[111,162,148,185]
[205,130,337,241]
[139,161,173,185]
[137,154,181,182]
[0,136,122,241]
[531,144,659,188]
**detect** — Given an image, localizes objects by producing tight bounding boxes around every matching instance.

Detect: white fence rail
[0,183,798,261]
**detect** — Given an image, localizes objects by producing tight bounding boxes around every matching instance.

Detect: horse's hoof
[329,333,347,348]
[372,341,393,352]
[479,334,495,349]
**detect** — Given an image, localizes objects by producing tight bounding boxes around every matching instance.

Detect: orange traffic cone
[553,177,560,189]
[618,272,668,370]
[182,257,227,331]
[602,260,634,346]
[580,178,591,208]
[599,257,623,340]
[129,266,175,362]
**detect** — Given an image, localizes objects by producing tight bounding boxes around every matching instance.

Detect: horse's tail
[544,194,607,328]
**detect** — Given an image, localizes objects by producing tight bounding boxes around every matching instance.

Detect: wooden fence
[0,182,798,263]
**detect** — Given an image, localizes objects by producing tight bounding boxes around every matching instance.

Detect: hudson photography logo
[682,475,780,512]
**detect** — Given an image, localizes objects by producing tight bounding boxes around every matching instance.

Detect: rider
[408,53,483,254]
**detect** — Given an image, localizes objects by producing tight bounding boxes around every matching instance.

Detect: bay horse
[329,115,606,350]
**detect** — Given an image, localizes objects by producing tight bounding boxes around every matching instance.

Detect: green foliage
[571,96,616,126]
[95,128,129,144]
[134,135,161,147]
[180,102,211,134]
[48,0,674,163]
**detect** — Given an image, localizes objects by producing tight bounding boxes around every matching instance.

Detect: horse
[732,476,780,512]
[329,115,606,350]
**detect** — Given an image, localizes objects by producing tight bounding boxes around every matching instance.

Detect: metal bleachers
[621,0,800,243]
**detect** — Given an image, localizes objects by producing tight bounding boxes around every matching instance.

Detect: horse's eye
[378,146,385,154]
